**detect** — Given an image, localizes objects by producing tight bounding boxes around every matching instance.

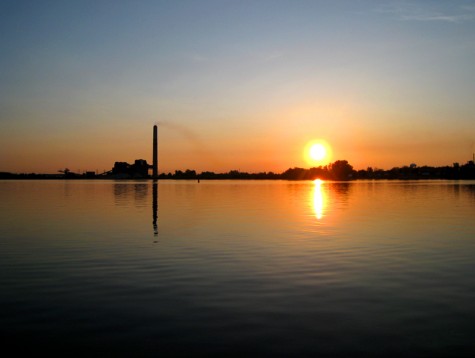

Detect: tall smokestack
[153,125,158,179]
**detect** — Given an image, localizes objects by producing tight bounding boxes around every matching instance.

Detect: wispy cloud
[374,1,475,23]
[259,51,285,63]
[400,13,473,23]
[188,53,209,63]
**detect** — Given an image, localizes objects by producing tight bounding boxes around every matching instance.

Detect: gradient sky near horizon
[1,0,475,174]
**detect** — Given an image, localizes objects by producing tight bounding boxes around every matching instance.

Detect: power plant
[110,125,158,179]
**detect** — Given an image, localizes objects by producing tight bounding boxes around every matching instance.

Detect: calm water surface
[1,180,475,356]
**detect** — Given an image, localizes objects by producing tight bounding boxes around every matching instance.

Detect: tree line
[2,159,474,180]
[158,160,354,180]
[159,159,475,181]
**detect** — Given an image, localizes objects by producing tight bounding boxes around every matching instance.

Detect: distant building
[112,159,151,178]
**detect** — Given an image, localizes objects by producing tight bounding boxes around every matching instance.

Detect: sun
[304,140,332,166]
[310,143,326,161]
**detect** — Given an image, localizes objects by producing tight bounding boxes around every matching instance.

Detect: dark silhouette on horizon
[154,158,475,181]
[153,125,158,179]
[2,158,475,180]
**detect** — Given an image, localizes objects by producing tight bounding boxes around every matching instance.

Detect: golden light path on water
[312,179,326,220]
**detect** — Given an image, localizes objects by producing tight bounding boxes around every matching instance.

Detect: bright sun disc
[310,143,326,161]
[304,140,332,166]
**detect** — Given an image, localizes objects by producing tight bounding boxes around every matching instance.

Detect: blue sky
[1,0,474,173]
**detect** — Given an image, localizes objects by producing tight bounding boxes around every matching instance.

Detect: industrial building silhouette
[111,125,158,179]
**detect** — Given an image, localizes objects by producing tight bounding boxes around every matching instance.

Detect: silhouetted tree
[281,167,308,180]
[329,160,354,180]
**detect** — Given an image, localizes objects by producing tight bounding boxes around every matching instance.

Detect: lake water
[1,179,475,356]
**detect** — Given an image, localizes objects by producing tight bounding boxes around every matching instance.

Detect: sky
[1,0,475,174]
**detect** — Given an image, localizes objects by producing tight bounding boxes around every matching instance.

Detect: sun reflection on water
[313,179,326,219]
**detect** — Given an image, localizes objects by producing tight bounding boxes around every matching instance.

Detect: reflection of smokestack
[153,181,158,237]
[153,125,158,179]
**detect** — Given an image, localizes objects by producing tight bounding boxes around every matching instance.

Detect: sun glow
[310,144,326,161]
[304,140,332,166]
